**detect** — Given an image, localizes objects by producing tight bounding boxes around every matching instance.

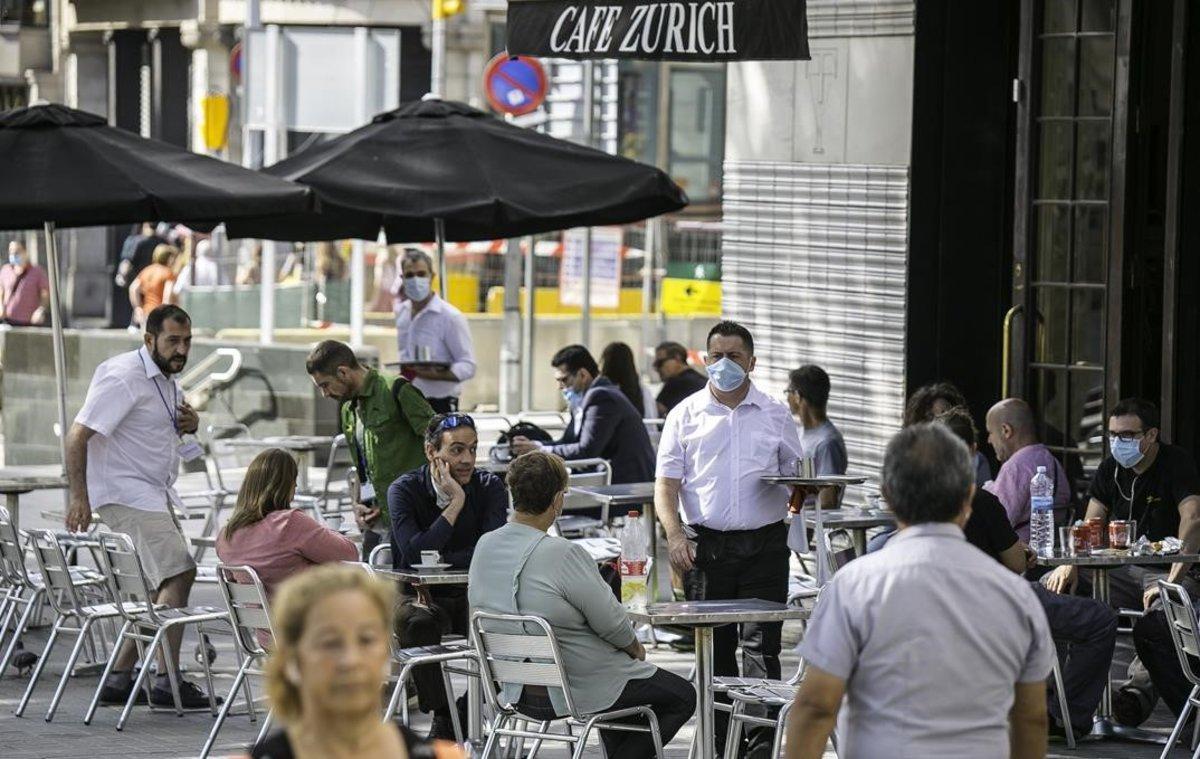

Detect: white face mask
[403,275,432,301]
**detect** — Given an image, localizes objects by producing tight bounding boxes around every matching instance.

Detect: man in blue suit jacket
[511,344,655,484]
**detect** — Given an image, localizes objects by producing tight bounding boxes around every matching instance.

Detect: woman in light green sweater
[468,451,695,759]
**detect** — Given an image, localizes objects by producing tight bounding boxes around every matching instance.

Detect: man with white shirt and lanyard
[394,249,476,413]
[655,320,803,757]
[64,304,215,708]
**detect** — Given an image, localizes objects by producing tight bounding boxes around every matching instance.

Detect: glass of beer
[1109,520,1134,550]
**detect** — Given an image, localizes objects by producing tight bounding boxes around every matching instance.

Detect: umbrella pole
[435,218,448,300]
[42,222,69,473]
[521,236,536,412]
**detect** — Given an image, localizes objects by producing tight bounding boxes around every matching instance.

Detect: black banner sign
[506,0,809,62]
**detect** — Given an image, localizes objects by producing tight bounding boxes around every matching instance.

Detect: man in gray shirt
[784,365,848,554]
[787,423,1053,759]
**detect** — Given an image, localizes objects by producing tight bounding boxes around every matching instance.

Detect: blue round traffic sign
[483,54,547,117]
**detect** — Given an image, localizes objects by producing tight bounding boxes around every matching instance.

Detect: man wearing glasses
[388,412,508,740]
[1043,398,1200,726]
[510,344,655,485]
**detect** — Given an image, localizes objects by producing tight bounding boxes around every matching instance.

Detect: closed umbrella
[0,103,314,469]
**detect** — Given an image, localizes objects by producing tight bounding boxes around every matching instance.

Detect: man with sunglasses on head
[388,413,508,740]
[394,248,476,414]
[306,340,435,560]
[1043,398,1200,726]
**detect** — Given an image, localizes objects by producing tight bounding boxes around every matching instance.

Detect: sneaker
[149,680,221,709]
[1112,686,1154,727]
[98,681,149,706]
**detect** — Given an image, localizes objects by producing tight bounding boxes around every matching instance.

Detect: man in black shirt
[1042,399,1200,725]
[868,408,1117,738]
[653,341,708,416]
[388,413,508,740]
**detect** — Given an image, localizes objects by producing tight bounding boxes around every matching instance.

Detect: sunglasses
[436,413,476,433]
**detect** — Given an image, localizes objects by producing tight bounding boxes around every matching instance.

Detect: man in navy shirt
[388,413,507,739]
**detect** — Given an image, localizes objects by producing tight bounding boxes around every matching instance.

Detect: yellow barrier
[485,287,647,315]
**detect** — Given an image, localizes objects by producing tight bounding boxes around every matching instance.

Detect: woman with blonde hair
[248,565,463,758]
[216,448,357,597]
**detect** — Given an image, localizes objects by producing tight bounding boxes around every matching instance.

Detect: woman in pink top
[216,448,358,597]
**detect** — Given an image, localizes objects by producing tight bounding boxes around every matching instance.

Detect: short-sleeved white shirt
[395,294,476,399]
[655,382,802,531]
[799,523,1054,758]
[75,346,182,513]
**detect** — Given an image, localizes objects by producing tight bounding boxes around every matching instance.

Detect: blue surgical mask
[8,255,21,266]
[403,275,432,302]
[706,357,747,393]
[562,387,584,409]
[1110,437,1145,469]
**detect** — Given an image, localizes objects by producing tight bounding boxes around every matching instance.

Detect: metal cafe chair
[198,564,275,759]
[82,533,227,730]
[0,508,107,680]
[471,610,666,759]
[14,530,142,722]
[1157,580,1200,758]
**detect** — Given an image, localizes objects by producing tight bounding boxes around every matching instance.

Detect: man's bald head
[985,398,1038,462]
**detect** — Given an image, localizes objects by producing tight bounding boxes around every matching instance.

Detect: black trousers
[394,592,469,715]
[427,397,459,414]
[516,668,696,759]
[685,521,789,755]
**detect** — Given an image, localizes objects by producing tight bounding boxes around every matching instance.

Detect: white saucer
[410,562,452,571]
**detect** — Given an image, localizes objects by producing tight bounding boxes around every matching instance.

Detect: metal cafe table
[569,482,665,600]
[627,599,810,759]
[1037,549,1200,742]
[793,508,895,556]
[0,471,69,529]
[761,474,868,585]
[220,435,334,493]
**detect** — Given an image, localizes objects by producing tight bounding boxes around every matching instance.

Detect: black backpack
[490,421,554,463]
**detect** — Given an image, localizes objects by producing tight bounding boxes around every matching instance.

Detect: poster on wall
[560,227,623,309]
[506,0,809,62]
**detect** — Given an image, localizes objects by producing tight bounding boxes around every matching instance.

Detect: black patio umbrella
[0,102,315,469]
[223,97,689,245]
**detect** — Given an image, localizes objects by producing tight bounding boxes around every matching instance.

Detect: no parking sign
[483,54,548,117]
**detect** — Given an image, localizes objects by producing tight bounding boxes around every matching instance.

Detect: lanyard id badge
[178,434,204,462]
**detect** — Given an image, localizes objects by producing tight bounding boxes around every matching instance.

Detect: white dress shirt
[75,346,182,513]
[395,294,476,399]
[656,382,802,531]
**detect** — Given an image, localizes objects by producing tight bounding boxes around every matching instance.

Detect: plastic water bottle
[619,510,649,610]
[1030,465,1056,557]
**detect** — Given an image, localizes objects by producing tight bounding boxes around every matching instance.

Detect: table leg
[813,505,830,585]
[297,451,311,494]
[7,493,18,531]
[1088,566,1166,744]
[695,626,715,759]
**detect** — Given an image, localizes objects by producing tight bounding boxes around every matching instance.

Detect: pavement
[0,466,1189,757]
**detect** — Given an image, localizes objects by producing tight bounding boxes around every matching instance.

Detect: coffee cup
[420,550,441,566]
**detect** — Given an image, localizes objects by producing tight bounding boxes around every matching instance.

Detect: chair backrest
[0,506,32,587]
[216,564,275,658]
[470,610,578,718]
[27,529,87,615]
[97,533,159,623]
[1158,580,1200,687]
[367,543,392,569]
[562,460,613,516]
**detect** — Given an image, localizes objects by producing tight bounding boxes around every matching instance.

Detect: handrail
[180,348,243,407]
[1001,304,1023,399]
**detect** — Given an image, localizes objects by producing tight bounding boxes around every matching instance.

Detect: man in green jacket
[306,340,434,558]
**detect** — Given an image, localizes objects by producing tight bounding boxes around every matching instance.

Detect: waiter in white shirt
[394,249,477,413]
[64,304,216,708]
[655,320,802,756]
